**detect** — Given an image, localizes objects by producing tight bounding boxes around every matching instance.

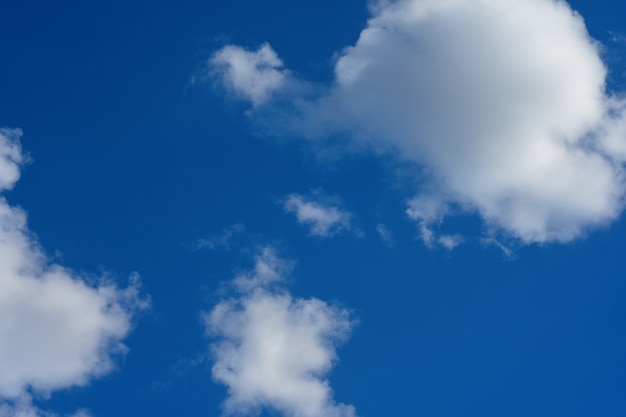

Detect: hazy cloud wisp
[283,194,352,238]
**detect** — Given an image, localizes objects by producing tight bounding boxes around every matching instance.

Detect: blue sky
[1,0,626,416]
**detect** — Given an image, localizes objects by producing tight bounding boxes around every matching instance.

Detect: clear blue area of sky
[1,0,626,416]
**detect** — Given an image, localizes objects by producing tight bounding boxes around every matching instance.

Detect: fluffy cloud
[0,128,24,191]
[210,0,626,244]
[210,43,291,108]
[0,129,148,411]
[284,194,352,237]
[204,248,356,417]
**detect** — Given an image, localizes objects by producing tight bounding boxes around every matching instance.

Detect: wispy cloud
[406,196,464,250]
[209,0,626,245]
[0,129,149,415]
[195,223,245,250]
[203,247,356,417]
[375,223,394,246]
[283,194,352,238]
[231,246,295,292]
[481,237,516,260]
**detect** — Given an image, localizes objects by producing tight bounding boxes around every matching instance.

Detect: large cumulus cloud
[210,0,626,244]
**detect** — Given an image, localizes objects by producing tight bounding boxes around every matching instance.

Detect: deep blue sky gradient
[1,1,626,416]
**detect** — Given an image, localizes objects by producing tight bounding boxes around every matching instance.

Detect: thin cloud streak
[195,224,246,251]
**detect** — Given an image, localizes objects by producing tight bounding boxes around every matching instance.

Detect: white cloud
[0,399,39,417]
[0,129,148,411]
[0,128,24,191]
[406,196,463,250]
[231,246,295,293]
[437,234,464,251]
[211,0,626,244]
[210,43,290,108]
[284,194,352,237]
[204,248,356,417]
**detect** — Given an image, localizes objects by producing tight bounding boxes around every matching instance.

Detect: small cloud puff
[407,196,464,250]
[284,194,352,238]
[232,246,295,292]
[210,43,290,108]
